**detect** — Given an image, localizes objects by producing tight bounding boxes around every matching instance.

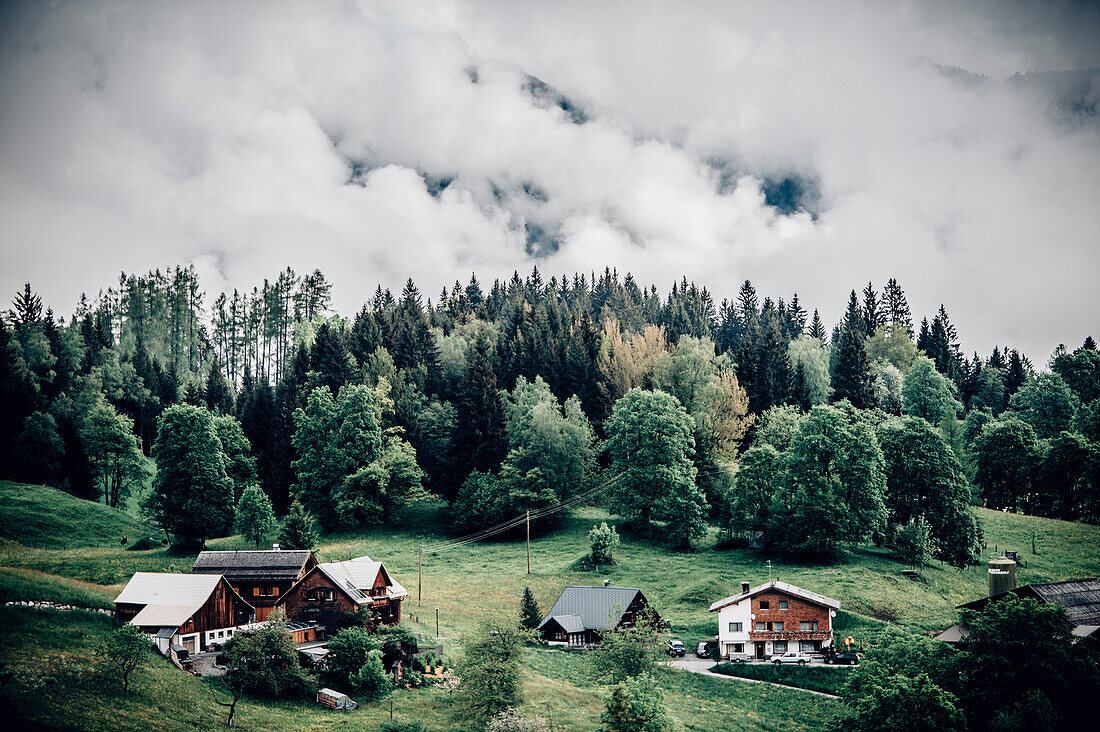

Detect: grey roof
[538,586,647,632]
[933,624,969,643]
[708,580,841,613]
[1031,579,1100,625]
[550,614,585,634]
[155,627,177,639]
[114,572,251,629]
[191,550,314,580]
[315,563,373,606]
[959,578,1100,626]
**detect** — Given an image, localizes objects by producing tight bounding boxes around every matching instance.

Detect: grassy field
[2,480,1099,730]
[711,662,851,696]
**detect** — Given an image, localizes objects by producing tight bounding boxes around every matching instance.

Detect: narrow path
[667,658,839,698]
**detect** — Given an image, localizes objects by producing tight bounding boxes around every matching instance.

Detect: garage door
[182,636,196,654]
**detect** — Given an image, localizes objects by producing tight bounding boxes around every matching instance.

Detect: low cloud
[0,0,1097,359]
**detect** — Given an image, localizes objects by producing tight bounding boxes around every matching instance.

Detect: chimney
[741,581,750,594]
[272,543,280,551]
[604,579,611,588]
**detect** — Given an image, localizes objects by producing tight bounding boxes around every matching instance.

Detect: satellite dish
[750,613,756,620]
[829,610,837,618]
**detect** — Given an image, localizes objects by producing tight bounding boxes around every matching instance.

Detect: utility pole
[435,606,439,637]
[526,511,531,575]
[418,544,422,607]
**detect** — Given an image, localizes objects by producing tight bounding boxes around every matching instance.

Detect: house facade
[709,580,839,660]
[538,583,656,648]
[114,572,254,654]
[276,556,408,632]
[191,547,318,621]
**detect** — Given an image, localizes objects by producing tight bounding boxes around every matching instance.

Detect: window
[728,622,743,632]
[773,622,784,631]
[800,621,819,631]
[755,622,766,631]
[758,601,770,610]
[728,643,745,654]
[773,641,788,653]
[218,631,225,638]
[779,600,788,610]
[800,641,820,653]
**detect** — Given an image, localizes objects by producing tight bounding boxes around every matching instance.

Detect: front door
[754,642,766,659]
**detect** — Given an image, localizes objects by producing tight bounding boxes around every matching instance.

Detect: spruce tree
[808,308,827,342]
[205,356,235,414]
[883,278,913,337]
[831,326,874,409]
[454,334,508,479]
[309,321,354,396]
[519,587,541,630]
[278,499,319,550]
[861,282,884,336]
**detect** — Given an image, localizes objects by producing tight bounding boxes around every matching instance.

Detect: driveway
[666,657,838,698]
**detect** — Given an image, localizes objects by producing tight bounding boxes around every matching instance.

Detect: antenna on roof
[766,560,772,582]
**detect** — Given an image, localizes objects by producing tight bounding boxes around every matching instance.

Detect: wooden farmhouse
[191,547,318,621]
[538,583,656,648]
[114,572,253,654]
[708,580,840,660]
[275,556,408,632]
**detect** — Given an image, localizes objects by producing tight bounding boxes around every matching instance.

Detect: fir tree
[808,309,827,341]
[519,587,541,630]
[205,356,235,415]
[278,499,318,550]
[831,326,874,409]
[309,321,354,395]
[883,278,913,337]
[861,282,885,336]
[454,334,508,480]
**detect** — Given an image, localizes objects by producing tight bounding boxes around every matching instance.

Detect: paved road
[666,657,839,698]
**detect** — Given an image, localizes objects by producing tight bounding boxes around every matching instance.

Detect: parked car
[696,642,709,658]
[824,652,860,665]
[667,639,686,657]
[772,651,811,665]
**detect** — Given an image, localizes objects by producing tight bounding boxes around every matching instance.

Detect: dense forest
[2,267,1098,560]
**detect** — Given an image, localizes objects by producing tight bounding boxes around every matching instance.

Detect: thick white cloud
[0,0,1097,360]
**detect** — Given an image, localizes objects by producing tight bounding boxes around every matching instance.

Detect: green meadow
[2,480,1098,730]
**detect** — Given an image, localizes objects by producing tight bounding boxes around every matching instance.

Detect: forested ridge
[2,267,1098,558]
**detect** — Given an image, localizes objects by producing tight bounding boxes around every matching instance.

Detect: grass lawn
[2,481,1099,729]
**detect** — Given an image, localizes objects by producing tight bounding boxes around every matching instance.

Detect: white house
[709,580,840,661]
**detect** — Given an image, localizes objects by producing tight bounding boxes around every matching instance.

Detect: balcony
[748,630,831,642]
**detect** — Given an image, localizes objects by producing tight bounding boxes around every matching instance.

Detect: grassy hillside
[0,481,157,549]
[1,483,1098,730]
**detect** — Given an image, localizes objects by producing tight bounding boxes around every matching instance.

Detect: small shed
[317,688,357,711]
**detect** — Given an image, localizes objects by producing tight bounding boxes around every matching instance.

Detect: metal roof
[155,627,177,639]
[959,578,1100,626]
[315,563,373,606]
[191,550,314,580]
[549,614,585,634]
[708,580,841,613]
[115,572,223,608]
[309,556,410,605]
[537,586,647,632]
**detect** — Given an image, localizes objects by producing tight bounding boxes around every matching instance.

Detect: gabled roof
[114,572,253,629]
[958,578,1100,626]
[282,555,409,607]
[538,586,648,632]
[191,550,315,580]
[708,580,841,613]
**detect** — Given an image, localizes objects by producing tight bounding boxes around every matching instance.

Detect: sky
[1,0,1098,361]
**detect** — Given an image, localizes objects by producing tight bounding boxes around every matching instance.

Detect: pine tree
[883,278,913,337]
[1084,336,1097,351]
[861,282,884,336]
[205,356,235,415]
[9,282,42,326]
[519,587,541,630]
[309,321,354,395]
[808,309,827,341]
[278,499,318,550]
[831,326,874,409]
[454,334,508,480]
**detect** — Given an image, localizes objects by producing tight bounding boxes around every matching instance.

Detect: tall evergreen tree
[454,334,508,481]
[205,356,235,415]
[831,326,874,409]
[309,321,354,396]
[883,278,913,337]
[808,309,827,341]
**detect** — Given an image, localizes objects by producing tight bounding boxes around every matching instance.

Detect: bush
[712,661,851,695]
[588,522,620,566]
[125,537,161,551]
[327,627,382,685]
[349,649,391,703]
[401,666,425,689]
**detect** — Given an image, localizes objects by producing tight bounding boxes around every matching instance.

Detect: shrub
[348,649,391,703]
[588,522,621,567]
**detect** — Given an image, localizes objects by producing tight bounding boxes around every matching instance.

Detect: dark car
[696,642,710,658]
[667,639,686,657]
[825,652,860,665]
